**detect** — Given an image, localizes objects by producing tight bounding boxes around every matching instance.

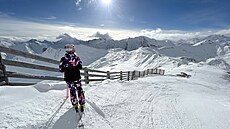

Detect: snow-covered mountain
[83,36,175,50]
[88,47,176,71]
[1,34,230,70]
[0,33,176,53]
[158,35,230,63]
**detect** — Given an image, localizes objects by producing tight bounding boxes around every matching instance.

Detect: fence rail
[0,45,165,86]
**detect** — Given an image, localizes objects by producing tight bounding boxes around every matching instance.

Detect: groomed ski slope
[1,63,230,129]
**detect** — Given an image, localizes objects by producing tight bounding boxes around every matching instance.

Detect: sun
[101,0,112,5]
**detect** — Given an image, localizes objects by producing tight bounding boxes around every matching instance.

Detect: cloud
[0,16,230,41]
[75,0,82,10]
[138,28,230,41]
[139,29,199,40]
[0,11,15,17]
[43,16,57,20]
[0,12,9,17]
[90,32,112,40]
[74,0,97,11]
[215,28,230,36]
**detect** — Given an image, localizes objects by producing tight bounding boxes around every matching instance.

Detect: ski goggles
[64,45,74,52]
[65,47,73,52]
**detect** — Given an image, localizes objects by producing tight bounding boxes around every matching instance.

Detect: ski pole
[66,84,69,99]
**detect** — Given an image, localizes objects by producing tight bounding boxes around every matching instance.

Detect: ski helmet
[64,44,75,52]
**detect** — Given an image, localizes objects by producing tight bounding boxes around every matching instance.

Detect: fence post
[120,71,123,80]
[127,71,130,81]
[138,71,141,78]
[151,69,153,74]
[0,53,9,85]
[131,71,135,80]
[146,69,149,76]
[154,69,157,74]
[84,68,89,84]
[107,71,110,79]
[143,71,145,77]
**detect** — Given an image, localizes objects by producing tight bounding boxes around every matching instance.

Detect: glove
[59,66,65,72]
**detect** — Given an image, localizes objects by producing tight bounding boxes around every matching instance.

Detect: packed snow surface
[1,64,230,129]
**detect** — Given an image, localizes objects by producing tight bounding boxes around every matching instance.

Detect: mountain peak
[27,39,39,42]
[56,33,73,40]
[56,33,80,44]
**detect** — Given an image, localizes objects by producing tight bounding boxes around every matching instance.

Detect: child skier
[59,44,85,112]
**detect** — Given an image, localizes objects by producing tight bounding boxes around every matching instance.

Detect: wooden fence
[0,45,165,86]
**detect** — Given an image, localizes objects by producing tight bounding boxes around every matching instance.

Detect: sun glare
[101,0,111,5]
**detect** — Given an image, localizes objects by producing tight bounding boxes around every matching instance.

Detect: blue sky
[0,0,230,40]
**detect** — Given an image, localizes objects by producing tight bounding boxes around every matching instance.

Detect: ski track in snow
[78,66,230,129]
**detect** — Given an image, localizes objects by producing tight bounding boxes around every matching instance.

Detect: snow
[0,34,230,129]
[1,64,230,129]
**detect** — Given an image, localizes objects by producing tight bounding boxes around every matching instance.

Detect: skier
[59,44,85,112]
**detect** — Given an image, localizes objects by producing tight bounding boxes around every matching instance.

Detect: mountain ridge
[0,33,230,70]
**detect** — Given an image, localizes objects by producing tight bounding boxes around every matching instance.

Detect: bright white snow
[0,64,230,129]
[0,34,230,129]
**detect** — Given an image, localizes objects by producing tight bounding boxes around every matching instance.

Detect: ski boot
[74,104,79,112]
[80,104,85,112]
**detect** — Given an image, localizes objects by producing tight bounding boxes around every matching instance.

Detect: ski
[77,112,84,128]
[78,123,84,128]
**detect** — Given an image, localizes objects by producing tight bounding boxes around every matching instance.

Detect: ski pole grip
[66,84,69,99]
